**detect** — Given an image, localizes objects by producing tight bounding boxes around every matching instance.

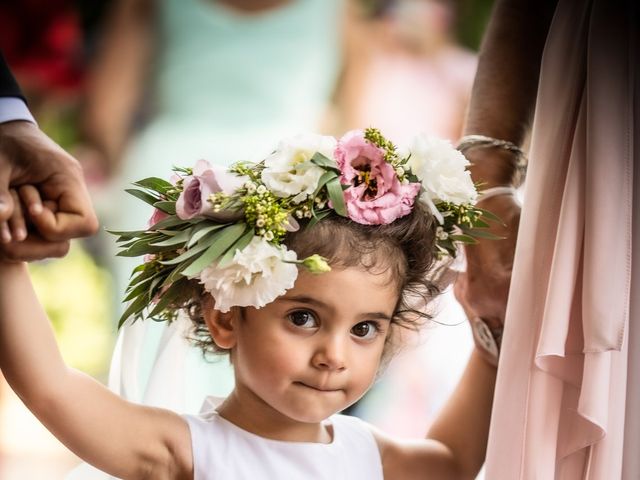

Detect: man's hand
[0,120,99,260]
[454,194,521,326]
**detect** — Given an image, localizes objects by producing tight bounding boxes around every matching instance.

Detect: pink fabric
[485,0,638,478]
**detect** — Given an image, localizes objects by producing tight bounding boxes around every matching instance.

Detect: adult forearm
[0,263,70,407]
[426,349,497,479]
[464,0,557,186]
[82,0,156,172]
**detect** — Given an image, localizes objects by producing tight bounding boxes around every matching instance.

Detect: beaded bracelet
[457,134,528,184]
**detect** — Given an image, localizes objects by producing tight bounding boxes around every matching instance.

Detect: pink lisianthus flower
[176,159,246,221]
[335,130,421,225]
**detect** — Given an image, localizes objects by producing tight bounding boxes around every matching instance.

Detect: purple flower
[335,130,420,225]
[176,159,246,221]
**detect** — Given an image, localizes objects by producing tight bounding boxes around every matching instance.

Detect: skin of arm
[455,0,557,326]
[0,261,192,479]
[372,1,558,477]
[81,0,156,176]
[0,121,99,261]
[373,349,496,480]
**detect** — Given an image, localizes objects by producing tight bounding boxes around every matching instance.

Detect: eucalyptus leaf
[312,170,338,198]
[310,152,339,170]
[477,208,505,225]
[106,229,148,241]
[182,223,247,277]
[449,234,478,244]
[307,209,331,229]
[187,223,227,248]
[159,239,214,265]
[125,188,160,206]
[326,177,347,217]
[218,228,255,268]
[150,228,193,247]
[133,177,174,194]
[118,293,151,328]
[461,228,504,240]
[150,215,190,230]
[153,200,177,215]
[147,278,189,318]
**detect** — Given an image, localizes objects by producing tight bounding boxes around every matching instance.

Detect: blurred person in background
[338,0,478,439]
[456,0,639,477]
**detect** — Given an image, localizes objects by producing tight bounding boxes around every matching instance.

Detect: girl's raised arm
[0,261,193,479]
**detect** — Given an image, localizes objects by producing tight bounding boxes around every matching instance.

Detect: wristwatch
[471,316,502,367]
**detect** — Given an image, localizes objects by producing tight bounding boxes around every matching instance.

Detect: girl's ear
[202,296,237,350]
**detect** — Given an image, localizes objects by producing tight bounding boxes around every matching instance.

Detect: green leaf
[117,237,178,257]
[461,228,504,240]
[217,228,255,267]
[307,209,331,229]
[162,259,196,286]
[153,200,176,215]
[326,177,347,217]
[477,208,505,225]
[147,278,189,318]
[150,215,190,230]
[106,229,148,241]
[118,293,151,328]
[187,223,227,248]
[182,223,248,277]
[312,170,338,198]
[132,177,175,194]
[449,234,478,244]
[125,188,160,206]
[310,152,339,170]
[159,239,213,265]
[150,228,193,247]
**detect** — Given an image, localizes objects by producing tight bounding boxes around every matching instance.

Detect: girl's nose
[311,335,347,371]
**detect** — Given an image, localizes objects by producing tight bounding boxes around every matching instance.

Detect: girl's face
[213,266,398,429]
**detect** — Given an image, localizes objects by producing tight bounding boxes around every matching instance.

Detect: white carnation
[407,133,478,207]
[261,133,337,203]
[199,236,298,312]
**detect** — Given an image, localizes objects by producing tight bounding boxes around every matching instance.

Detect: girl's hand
[454,194,521,326]
[0,186,69,262]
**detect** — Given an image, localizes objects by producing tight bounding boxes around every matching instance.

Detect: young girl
[0,129,498,479]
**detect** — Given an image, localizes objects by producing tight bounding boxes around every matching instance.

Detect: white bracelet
[477,186,518,202]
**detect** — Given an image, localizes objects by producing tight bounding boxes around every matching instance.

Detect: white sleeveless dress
[184,411,384,480]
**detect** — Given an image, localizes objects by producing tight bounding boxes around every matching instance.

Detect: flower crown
[112,128,497,326]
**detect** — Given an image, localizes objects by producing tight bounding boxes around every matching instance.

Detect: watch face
[472,317,500,359]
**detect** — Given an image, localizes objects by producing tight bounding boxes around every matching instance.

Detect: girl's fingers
[8,190,27,241]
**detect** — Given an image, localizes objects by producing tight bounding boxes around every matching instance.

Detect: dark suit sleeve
[0,52,24,99]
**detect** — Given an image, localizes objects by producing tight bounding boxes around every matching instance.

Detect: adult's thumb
[0,168,14,223]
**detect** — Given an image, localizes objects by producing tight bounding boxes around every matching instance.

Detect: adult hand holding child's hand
[0,121,99,261]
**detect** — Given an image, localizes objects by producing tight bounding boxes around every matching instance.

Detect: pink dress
[485,0,639,478]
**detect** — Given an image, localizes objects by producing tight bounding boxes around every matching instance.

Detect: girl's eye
[288,310,318,329]
[351,321,380,340]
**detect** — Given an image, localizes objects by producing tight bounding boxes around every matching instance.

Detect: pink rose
[176,159,246,221]
[148,208,168,227]
[335,130,421,225]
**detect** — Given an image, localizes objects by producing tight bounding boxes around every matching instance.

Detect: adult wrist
[470,316,502,368]
[458,135,527,188]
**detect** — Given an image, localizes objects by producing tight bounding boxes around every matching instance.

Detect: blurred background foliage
[28,245,115,377]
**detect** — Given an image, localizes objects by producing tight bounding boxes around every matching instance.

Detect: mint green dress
[107,0,343,414]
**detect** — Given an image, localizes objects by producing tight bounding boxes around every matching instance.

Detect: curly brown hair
[184,201,444,361]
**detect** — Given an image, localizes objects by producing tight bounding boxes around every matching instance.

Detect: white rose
[261,133,337,203]
[406,133,477,218]
[198,236,298,312]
